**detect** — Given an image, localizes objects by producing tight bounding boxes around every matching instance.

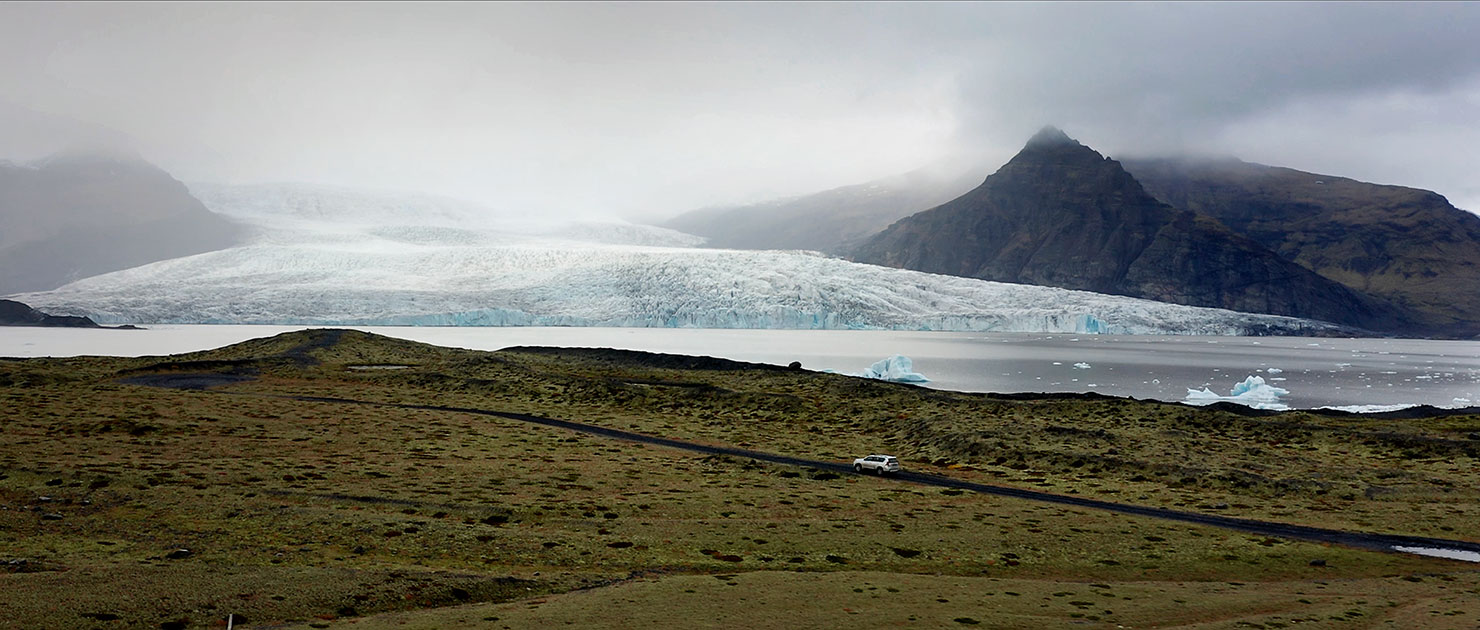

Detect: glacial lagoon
[2,325,1478,411]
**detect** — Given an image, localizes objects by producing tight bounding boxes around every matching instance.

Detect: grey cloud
[2,2,1477,219]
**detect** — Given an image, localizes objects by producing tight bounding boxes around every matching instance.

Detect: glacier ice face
[12,184,1349,335]
[859,355,930,383]
[1316,403,1419,414]
[1184,375,1291,410]
[15,240,1345,334]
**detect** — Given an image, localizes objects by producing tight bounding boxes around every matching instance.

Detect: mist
[3,2,1478,221]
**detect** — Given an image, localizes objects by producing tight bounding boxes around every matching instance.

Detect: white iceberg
[858,355,930,383]
[1184,375,1290,411]
[1073,362,1092,369]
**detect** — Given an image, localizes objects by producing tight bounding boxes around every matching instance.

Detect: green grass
[2,329,1477,628]
[279,570,1480,630]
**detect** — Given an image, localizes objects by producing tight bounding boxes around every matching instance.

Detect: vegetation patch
[1,329,1476,629]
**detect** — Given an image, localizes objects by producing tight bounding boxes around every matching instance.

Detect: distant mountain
[852,127,1410,333]
[662,168,979,254]
[1121,157,1480,337]
[0,299,99,327]
[0,154,244,294]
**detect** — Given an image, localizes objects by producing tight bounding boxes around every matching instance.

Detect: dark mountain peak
[987,128,1150,203]
[852,128,1411,333]
[1001,127,1115,173]
[1023,125,1077,149]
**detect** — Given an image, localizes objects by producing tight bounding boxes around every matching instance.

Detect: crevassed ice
[1316,404,1420,414]
[13,187,1348,335]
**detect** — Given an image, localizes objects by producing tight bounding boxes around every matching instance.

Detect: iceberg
[1184,375,1290,410]
[859,355,930,383]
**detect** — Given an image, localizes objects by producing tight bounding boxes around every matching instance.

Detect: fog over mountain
[2,3,1478,221]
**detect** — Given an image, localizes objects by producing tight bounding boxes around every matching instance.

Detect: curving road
[247,391,1480,564]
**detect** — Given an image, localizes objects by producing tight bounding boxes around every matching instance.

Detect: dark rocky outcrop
[0,299,100,327]
[852,128,1410,333]
[1122,157,1480,337]
[0,153,244,294]
[663,168,979,254]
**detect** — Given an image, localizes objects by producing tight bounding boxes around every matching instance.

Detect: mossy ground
[2,330,1477,628]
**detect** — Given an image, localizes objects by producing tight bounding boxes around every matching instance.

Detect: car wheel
[876,467,884,476]
[854,464,862,473]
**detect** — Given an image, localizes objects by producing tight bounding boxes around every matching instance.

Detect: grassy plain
[2,329,1478,629]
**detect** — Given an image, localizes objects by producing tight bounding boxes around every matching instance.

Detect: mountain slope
[663,168,979,254]
[0,298,99,327]
[0,154,244,294]
[852,128,1409,333]
[1122,157,1480,337]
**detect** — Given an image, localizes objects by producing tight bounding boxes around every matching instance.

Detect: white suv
[853,454,901,475]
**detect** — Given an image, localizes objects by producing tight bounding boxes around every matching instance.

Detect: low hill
[0,298,99,327]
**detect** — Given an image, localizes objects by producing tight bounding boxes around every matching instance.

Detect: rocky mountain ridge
[1121,157,1480,337]
[851,127,1412,334]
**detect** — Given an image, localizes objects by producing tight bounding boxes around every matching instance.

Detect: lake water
[3,325,1478,411]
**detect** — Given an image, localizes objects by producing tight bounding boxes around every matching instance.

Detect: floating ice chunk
[1184,375,1290,410]
[856,355,930,383]
[1073,362,1092,369]
[1266,368,1282,374]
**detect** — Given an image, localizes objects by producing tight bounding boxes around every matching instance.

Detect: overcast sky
[2,2,1478,220]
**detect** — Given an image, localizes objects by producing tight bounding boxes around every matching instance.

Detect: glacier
[11,183,1348,335]
[1184,375,1291,410]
